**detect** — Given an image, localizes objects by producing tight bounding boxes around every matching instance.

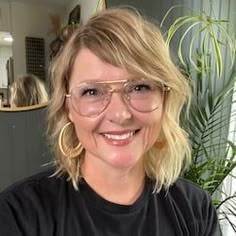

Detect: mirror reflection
[0,1,84,110]
[0,0,68,110]
[9,73,48,108]
[0,31,13,107]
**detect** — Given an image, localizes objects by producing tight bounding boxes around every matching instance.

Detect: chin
[107,153,142,169]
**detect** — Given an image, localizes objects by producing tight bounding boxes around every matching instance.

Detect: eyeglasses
[65,78,170,117]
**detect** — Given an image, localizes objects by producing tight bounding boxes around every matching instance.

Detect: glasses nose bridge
[109,86,122,94]
[108,85,129,101]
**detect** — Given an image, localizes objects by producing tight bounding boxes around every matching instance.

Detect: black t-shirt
[0,168,222,236]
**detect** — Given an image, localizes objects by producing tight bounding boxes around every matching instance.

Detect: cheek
[68,108,100,144]
[141,110,163,148]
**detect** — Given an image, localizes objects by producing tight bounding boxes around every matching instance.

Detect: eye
[134,84,152,91]
[81,88,99,96]
[79,85,105,97]
[127,81,154,93]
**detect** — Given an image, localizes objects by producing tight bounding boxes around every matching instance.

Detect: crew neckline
[79,177,153,215]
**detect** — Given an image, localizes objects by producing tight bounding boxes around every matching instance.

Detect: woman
[9,73,48,107]
[0,8,221,235]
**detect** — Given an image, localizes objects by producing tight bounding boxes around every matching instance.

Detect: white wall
[11,2,65,79]
[0,2,11,32]
[0,0,100,82]
[80,0,99,24]
[0,46,12,88]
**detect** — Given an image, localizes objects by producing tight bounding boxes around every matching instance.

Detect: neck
[81,157,145,205]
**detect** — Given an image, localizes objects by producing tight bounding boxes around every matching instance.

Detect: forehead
[69,48,131,86]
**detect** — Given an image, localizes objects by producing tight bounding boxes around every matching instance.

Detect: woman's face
[68,48,163,172]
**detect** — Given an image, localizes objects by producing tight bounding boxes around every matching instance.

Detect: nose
[105,92,132,125]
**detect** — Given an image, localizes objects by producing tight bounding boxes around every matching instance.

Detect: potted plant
[161,5,236,232]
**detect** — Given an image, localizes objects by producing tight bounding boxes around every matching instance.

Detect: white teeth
[104,132,134,140]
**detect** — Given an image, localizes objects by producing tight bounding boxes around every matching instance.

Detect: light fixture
[3,36,13,42]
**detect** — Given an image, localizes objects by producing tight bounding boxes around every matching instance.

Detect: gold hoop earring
[59,122,83,158]
[154,140,166,150]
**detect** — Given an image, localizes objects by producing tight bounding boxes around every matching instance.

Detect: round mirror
[0,101,48,112]
[0,73,49,110]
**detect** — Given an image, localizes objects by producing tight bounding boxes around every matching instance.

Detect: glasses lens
[124,80,164,112]
[69,79,165,117]
[70,83,110,117]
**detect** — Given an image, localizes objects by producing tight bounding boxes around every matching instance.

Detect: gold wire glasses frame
[65,79,170,117]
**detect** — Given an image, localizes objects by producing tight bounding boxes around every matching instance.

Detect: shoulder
[148,177,212,214]
[0,167,69,204]
[168,177,210,202]
[155,178,222,235]
[0,168,72,235]
[162,177,213,215]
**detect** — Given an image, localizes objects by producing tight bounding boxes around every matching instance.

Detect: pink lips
[101,130,138,146]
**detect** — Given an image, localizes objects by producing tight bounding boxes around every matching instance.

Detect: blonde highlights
[10,74,48,107]
[47,7,191,191]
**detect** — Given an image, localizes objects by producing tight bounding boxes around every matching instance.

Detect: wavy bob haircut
[10,73,48,107]
[48,7,192,191]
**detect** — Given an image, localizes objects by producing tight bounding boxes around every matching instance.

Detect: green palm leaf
[162,5,236,230]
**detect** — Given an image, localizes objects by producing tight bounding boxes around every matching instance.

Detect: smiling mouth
[102,130,140,140]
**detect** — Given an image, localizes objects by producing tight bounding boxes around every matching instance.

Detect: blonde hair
[48,7,192,191]
[10,74,48,107]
